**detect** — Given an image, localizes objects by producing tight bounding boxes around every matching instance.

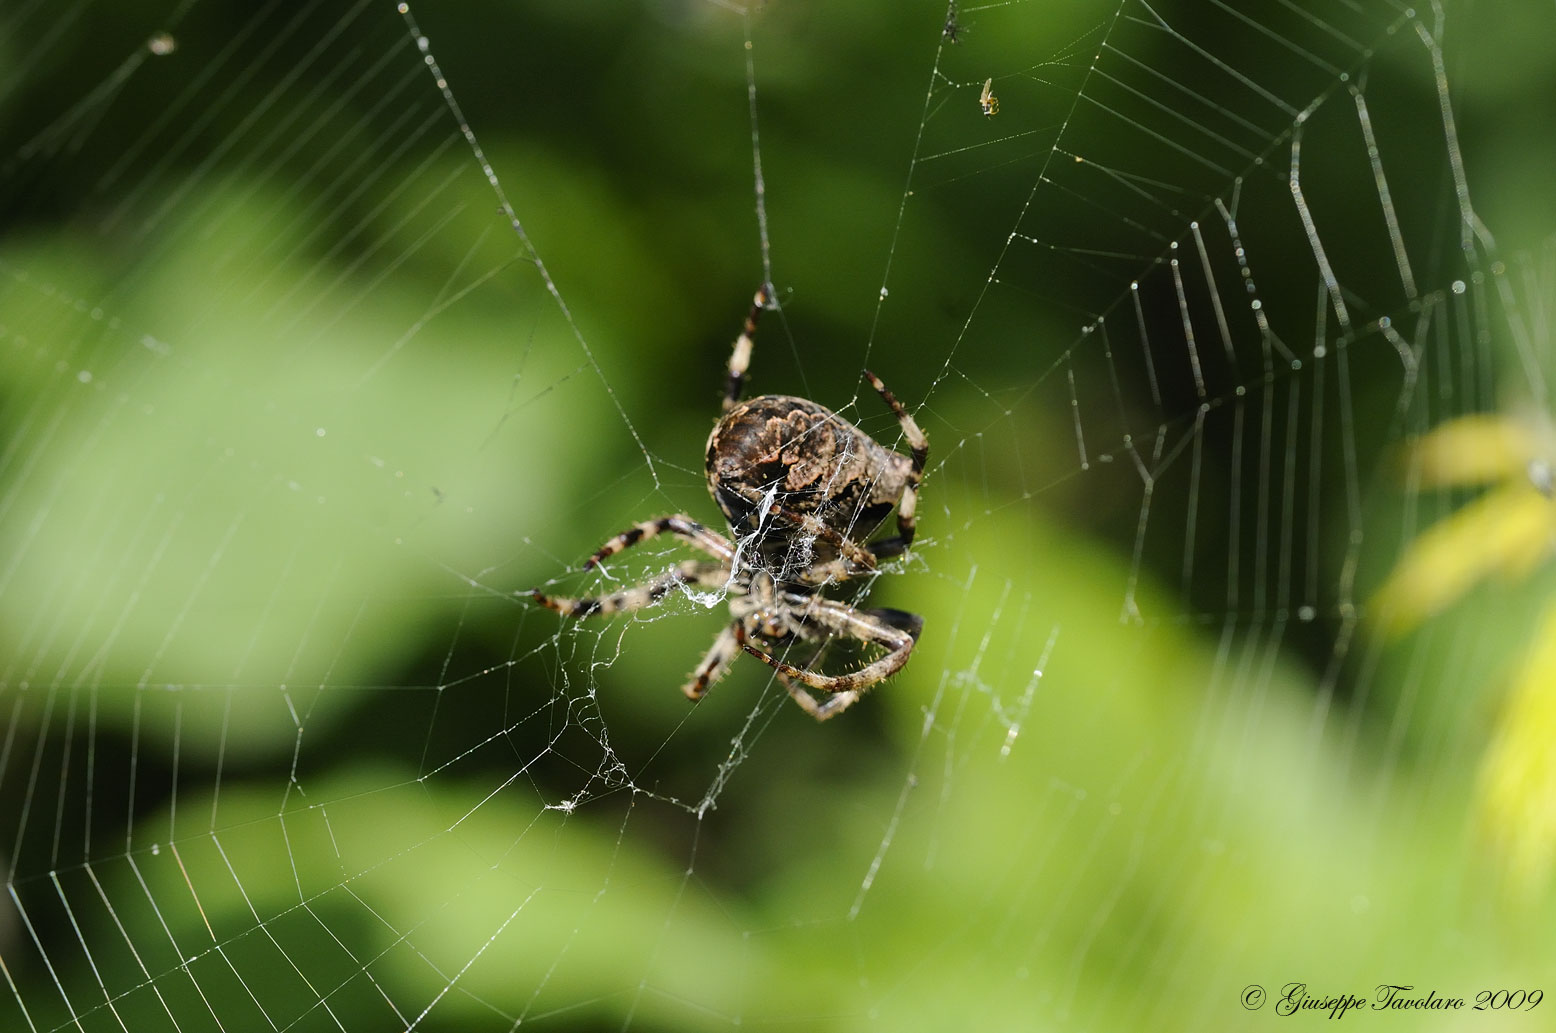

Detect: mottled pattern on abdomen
[706,395,908,541]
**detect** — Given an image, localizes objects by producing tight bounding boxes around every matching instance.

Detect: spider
[530,286,929,720]
[943,3,961,44]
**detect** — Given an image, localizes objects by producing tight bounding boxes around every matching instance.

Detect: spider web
[2,0,1553,1030]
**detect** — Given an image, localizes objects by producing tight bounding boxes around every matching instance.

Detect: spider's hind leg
[584,514,735,568]
[724,285,774,412]
[861,370,929,557]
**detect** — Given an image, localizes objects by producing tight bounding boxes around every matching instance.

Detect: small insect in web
[531,287,929,720]
[979,78,999,118]
[943,3,961,44]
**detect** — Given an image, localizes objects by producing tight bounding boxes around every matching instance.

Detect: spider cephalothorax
[531,287,928,720]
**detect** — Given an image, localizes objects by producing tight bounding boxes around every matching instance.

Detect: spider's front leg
[730,622,860,719]
[740,597,922,721]
[682,623,742,701]
[778,680,863,722]
[530,561,727,619]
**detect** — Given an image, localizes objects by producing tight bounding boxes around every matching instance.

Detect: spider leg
[790,556,861,587]
[776,677,862,722]
[724,284,774,412]
[682,623,742,700]
[583,514,735,569]
[860,369,929,558]
[531,561,727,619]
[740,597,921,721]
[731,622,859,719]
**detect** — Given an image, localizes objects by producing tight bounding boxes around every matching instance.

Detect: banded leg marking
[724,284,774,412]
[683,623,742,700]
[862,368,929,556]
[531,561,726,619]
[739,597,920,721]
[585,514,734,569]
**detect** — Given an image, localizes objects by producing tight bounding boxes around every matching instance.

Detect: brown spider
[530,286,929,720]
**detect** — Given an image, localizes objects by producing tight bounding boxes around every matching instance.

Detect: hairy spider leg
[731,621,849,718]
[740,596,920,720]
[583,514,735,569]
[723,284,774,412]
[778,678,860,721]
[531,561,728,618]
[859,369,929,559]
[683,623,742,700]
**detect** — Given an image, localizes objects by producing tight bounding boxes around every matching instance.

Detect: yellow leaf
[1370,484,1554,638]
[1409,413,1541,488]
[1477,600,1556,902]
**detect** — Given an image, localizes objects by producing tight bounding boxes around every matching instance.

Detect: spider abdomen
[705,394,911,546]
